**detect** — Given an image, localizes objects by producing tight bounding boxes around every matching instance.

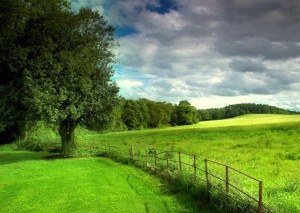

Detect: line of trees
[109,99,199,131]
[108,100,297,131]
[198,103,298,121]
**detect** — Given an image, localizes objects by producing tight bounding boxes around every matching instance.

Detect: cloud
[229,59,268,73]
[72,0,300,111]
[216,37,300,60]
[190,93,300,111]
[117,80,143,88]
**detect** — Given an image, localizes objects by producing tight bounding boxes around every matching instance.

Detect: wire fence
[97,143,272,213]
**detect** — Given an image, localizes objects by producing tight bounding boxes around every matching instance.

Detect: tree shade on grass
[0,150,210,213]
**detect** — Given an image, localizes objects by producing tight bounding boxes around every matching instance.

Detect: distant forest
[110,99,298,131]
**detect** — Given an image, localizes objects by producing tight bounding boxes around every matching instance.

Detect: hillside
[193,114,300,128]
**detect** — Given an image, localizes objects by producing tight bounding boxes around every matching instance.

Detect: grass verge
[0,149,215,213]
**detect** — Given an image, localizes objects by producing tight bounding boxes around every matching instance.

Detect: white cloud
[116,80,143,88]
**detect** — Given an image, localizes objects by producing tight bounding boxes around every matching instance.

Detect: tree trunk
[18,123,28,141]
[59,119,77,157]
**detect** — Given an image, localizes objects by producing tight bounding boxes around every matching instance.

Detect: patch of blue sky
[71,0,81,11]
[113,65,152,82]
[115,26,138,37]
[113,65,154,98]
[146,0,178,14]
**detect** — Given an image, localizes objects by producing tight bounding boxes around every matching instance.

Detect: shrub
[16,138,61,153]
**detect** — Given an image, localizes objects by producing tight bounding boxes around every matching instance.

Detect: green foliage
[114,98,200,131]
[108,101,127,132]
[0,0,70,142]
[121,99,145,130]
[119,98,175,130]
[0,144,17,151]
[15,121,60,152]
[16,138,61,152]
[113,101,298,132]
[0,1,119,156]
[22,6,118,127]
[172,101,199,125]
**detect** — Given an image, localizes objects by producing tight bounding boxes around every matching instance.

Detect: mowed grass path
[79,114,300,212]
[0,150,203,213]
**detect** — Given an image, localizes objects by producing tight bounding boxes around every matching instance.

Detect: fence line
[97,143,272,213]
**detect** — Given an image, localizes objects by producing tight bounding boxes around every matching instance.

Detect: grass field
[4,114,300,212]
[0,149,211,213]
[76,114,300,212]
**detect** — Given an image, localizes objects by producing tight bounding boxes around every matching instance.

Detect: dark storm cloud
[216,38,300,60]
[208,0,300,59]
[229,59,268,73]
[267,69,300,85]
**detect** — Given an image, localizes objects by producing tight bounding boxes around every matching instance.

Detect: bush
[16,138,61,153]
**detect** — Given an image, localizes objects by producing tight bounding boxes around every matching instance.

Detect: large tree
[0,1,119,156]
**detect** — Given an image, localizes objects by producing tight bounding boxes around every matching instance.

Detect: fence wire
[98,143,272,213]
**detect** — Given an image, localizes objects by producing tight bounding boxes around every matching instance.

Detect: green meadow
[77,114,300,212]
[2,114,300,212]
[0,149,209,213]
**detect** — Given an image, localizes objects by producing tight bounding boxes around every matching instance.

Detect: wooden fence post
[166,151,169,169]
[178,152,182,171]
[137,149,140,166]
[205,159,210,187]
[258,181,263,213]
[145,149,148,167]
[154,149,157,169]
[193,155,197,180]
[130,145,134,160]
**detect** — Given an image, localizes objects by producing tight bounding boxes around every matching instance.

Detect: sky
[71,0,300,111]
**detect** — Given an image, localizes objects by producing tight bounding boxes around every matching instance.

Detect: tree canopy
[0,0,118,155]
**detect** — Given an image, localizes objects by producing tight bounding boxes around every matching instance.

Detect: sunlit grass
[0,150,204,213]
[8,114,300,212]
[193,114,300,128]
[76,114,300,212]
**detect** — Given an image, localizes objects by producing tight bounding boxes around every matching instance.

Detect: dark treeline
[198,103,298,121]
[108,100,297,131]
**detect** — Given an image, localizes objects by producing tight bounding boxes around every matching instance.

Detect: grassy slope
[0,150,206,213]
[77,114,300,212]
[194,114,300,128]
